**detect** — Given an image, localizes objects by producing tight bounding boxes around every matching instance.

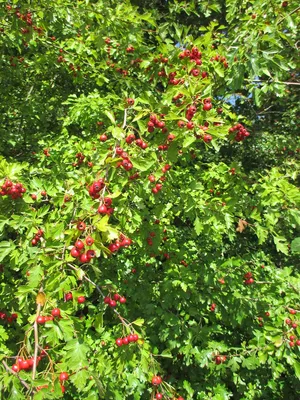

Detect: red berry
[79,253,89,263]
[296,340,300,346]
[119,296,126,304]
[77,296,86,304]
[285,318,292,325]
[132,334,139,342]
[77,221,86,231]
[11,364,19,372]
[51,308,61,318]
[122,337,129,345]
[70,247,80,258]
[37,316,46,324]
[203,102,212,111]
[109,299,117,307]
[99,134,108,142]
[289,309,296,315]
[59,372,69,382]
[151,376,162,385]
[203,134,212,143]
[116,338,123,347]
[75,240,85,250]
[65,292,73,301]
[156,393,163,400]
[85,236,94,246]
[113,293,120,301]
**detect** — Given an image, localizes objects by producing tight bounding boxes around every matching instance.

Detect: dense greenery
[0,0,299,399]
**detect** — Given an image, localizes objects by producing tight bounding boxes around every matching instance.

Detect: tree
[0,0,299,399]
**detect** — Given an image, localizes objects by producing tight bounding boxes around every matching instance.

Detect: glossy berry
[122,337,129,345]
[59,372,69,382]
[70,247,80,258]
[151,376,162,385]
[37,315,46,324]
[65,292,73,301]
[75,240,85,250]
[156,393,163,400]
[11,364,19,372]
[51,308,61,318]
[119,296,126,304]
[85,236,94,246]
[77,221,86,231]
[77,296,86,304]
[116,338,123,347]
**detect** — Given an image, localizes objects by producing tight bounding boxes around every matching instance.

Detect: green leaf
[194,217,203,235]
[273,236,289,255]
[64,339,89,369]
[132,318,144,326]
[291,237,300,254]
[104,110,116,124]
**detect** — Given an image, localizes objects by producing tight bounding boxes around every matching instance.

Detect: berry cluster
[0,312,18,324]
[31,229,44,246]
[0,179,26,199]
[88,178,105,199]
[98,197,114,215]
[11,356,42,373]
[168,71,185,85]
[147,114,168,134]
[108,234,132,253]
[203,97,213,111]
[179,46,202,66]
[125,133,136,144]
[215,355,227,364]
[244,272,254,285]
[116,147,134,170]
[73,152,85,167]
[70,237,96,263]
[229,123,250,142]
[210,53,229,69]
[115,333,139,347]
[104,293,127,307]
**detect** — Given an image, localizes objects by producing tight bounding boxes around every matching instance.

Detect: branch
[122,108,128,130]
[2,360,32,392]
[67,263,132,329]
[32,288,44,380]
[245,79,300,86]
[277,6,300,25]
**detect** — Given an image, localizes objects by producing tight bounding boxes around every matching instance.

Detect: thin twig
[2,360,32,392]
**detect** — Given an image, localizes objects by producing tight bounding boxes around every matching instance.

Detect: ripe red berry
[116,338,123,347]
[203,134,212,143]
[289,309,296,315]
[65,292,73,301]
[122,337,129,345]
[296,340,300,346]
[51,308,61,318]
[132,334,139,342]
[75,240,85,250]
[203,102,212,111]
[151,376,162,385]
[11,364,19,372]
[37,315,46,324]
[79,253,89,263]
[77,221,86,231]
[177,120,185,128]
[109,299,117,307]
[85,236,94,246]
[119,296,126,304]
[77,296,86,304]
[285,318,291,325]
[59,372,69,382]
[156,393,163,400]
[99,134,108,142]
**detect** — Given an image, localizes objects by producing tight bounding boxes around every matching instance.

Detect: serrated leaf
[132,318,144,326]
[291,237,300,254]
[64,339,89,369]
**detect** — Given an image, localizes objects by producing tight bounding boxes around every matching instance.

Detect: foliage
[0,0,299,399]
